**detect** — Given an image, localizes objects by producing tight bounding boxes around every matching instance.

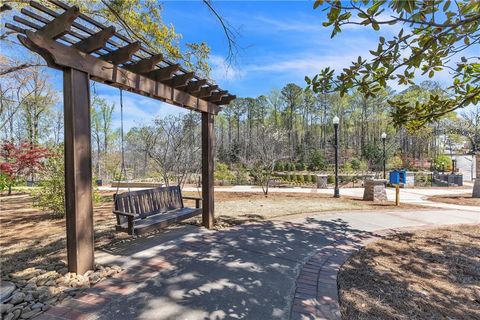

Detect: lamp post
[333,116,340,198]
[381,132,387,179]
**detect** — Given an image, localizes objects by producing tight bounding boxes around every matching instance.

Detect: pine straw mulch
[338,224,480,320]
[427,193,480,207]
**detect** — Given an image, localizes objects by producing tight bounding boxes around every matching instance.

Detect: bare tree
[140,114,201,187]
[242,124,288,196]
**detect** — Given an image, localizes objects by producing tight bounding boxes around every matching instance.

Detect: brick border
[290,238,376,320]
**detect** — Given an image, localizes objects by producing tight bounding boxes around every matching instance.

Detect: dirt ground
[427,193,480,206]
[0,190,421,278]
[338,224,480,320]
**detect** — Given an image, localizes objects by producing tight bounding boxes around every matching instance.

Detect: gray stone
[4,312,15,320]
[473,179,480,198]
[9,292,25,305]
[0,282,16,303]
[30,302,43,310]
[12,309,22,320]
[0,303,14,314]
[20,310,41,319]
[23,293,33,303]
[363,179,388,201]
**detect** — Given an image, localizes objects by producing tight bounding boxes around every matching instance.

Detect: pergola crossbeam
[182,79,208,93]
[196,85,219,98]
[73,26,115,53]
[124,54,163,74]
[145,64,180,81]
[163,72,195,88]
[38,5,79,39]
[101,42,141,65]
[207,90,229,103]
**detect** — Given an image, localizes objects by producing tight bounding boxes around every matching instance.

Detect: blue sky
[11,1,462,130]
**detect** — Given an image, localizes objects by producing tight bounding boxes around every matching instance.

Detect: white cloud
[210,54,246,82]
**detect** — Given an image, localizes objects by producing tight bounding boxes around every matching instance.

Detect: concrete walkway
[35,203,479,320]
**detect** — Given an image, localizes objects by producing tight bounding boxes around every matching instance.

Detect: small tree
[242,125,288,195]
[0,141,49,195]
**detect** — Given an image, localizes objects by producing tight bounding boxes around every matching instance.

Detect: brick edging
[289,239,372,320]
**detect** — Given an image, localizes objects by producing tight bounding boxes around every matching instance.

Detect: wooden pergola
[6,0,235,274]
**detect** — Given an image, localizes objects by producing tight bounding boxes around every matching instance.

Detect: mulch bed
[427,193,480,206]
[338,224,480,319]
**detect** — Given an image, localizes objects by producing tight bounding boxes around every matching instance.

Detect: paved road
[43,187,478,320]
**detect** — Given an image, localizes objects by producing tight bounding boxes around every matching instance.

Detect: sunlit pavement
[43,186,479,319]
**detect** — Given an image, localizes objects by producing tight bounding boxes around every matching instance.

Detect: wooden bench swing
[113,186,202,236]
[112,90,202,236]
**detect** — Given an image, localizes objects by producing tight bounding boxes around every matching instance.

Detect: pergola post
[201,112,214,229]
[63,68,94,274]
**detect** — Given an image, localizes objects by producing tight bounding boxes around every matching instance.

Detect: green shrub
[433,155,452,172]
[350,158,368,171]
[215,162,235,182]
[296,175,304,183]
[327,175,334,184]
[33,152,100,218]
[295,162,306,171]
[341,161,353,173]
[288,163,295,171]
[307,150,326,171]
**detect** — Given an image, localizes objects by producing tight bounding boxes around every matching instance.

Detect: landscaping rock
[0,303,14,314]
[3,312,15,320]
[12,309,22,320]
[0,282,16,303]
[9,292,25,305]
[30,302,43,310]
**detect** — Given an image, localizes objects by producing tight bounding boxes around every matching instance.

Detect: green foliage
[387,155,403,170]
[32,154,65,217]
[341,161,353,173]
[350,158,367,171]
[327,175,334,184]
[433,155,453,172]
[0,172,14,192]
[308,0,480,129]
[295,162,306,171]
[275,162,285,172]
[296,174,304,183]
[33,150,101,218]
[307,150,326,171]
[215,162,235,182]
[362,142,383,170]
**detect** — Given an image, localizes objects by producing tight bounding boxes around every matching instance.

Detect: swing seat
[113,186,202,235]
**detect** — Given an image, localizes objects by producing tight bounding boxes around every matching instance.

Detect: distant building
[451,154,478,181]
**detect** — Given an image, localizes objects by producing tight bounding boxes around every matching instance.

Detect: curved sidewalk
[36,208,478,320]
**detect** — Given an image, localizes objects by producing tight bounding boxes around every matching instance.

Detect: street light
[381,132,387,179]
[333,116,340,198]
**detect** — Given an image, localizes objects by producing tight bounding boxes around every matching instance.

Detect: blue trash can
[398,170,407,184]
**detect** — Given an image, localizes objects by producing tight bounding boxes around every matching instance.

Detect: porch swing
[112,89,202,236]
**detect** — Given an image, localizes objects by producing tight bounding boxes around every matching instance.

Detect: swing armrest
[113,210,136,217]
[113,210,136,235]
[182,196,202,209]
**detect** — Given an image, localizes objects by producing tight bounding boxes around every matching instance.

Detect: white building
[452,154,478,181]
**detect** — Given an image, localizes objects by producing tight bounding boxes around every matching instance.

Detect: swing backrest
[114,186,184,223]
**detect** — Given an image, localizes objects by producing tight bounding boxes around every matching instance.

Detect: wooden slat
[180,79,207,93]
[219,95,236,105]
[124,54,163,74]
[38,5,79,39]
[207,90,229,103]
[101,42,141,65]
[144,64,180,81]
[163,72,194,88]
[196,85,218,98]
[73,26,115,53]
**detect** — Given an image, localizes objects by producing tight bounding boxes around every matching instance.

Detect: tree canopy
[306,0,480,129]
